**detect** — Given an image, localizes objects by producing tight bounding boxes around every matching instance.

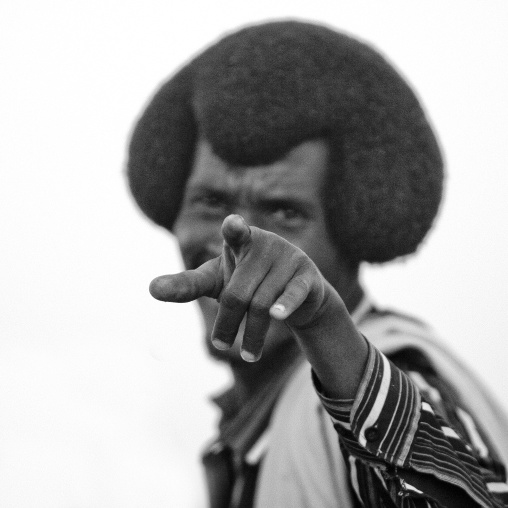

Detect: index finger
[221,214,251,259]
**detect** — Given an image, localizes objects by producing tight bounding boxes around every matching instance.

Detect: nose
[204,234,223,259]
[232,208,258,230]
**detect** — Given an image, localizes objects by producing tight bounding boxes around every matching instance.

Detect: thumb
[149,257,222,302]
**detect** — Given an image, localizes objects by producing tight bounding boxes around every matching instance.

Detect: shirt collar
[210,292,373,458]
[211,353,304,459]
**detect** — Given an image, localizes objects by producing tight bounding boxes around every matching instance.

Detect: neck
[329,257,364,314]
[342,277,364,314]
[229,339,303,404]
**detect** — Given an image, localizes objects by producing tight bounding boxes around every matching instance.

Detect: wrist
[288,285,369,399]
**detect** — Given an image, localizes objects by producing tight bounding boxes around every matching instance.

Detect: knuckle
[220,288,249,309]
[249,295,273,317]
[290,275,310,294]
[287,251,313,274]
[298,256,316,272]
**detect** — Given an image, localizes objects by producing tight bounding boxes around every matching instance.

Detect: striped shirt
[316,305,508,507]
[204,302,508,507]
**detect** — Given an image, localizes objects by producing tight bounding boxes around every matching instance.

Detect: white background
[1,1,507,506]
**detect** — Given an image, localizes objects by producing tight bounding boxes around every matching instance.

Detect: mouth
[188,250,219,271]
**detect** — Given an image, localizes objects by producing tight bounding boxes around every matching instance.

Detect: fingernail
[241,350,259,362]
[212,338,231,350]
[223,215,251,246]
[272,303,286,315]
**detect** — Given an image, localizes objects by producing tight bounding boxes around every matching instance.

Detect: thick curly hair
[127,20,444,264]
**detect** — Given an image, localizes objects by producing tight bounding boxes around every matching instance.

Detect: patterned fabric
[317,340,508,507]
[203,349,304,508]
[203,301,508,507]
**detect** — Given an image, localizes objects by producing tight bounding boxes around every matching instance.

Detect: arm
[316,341,507,507]
[150,214,506,507]
[150,214,369,400]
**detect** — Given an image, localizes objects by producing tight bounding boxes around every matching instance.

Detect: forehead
[187,138,329,197]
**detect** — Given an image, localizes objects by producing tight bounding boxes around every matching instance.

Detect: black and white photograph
[1,2,508,506]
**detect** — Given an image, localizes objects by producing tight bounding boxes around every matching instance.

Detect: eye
[270,206,306,226]
[196,195,224,208]
[189,193,229,217]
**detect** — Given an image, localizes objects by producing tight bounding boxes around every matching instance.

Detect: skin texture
[150,138,366,398]
[148,138,480,505]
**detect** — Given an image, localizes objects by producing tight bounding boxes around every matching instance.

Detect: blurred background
[1,1,507,506]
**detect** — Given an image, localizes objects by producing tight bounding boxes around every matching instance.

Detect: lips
[188,250,220,271]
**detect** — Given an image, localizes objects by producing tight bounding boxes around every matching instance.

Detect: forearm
[316,341,506,507]
[289,285,369,400]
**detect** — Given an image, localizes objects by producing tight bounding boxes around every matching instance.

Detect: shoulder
[358,301,508,469]
[358,304,437,343]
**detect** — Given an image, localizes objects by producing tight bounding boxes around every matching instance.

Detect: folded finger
[211,245,277,349]
[269,274,311,321]
[241,300,273,362]
[240,265,297,361]
[211,289,250,350]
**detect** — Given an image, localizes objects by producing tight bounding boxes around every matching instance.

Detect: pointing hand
[149,214,329,361]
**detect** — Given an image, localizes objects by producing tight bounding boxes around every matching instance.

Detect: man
[127,20,508,507]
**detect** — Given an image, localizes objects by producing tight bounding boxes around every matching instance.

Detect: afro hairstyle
[127,20,444,264]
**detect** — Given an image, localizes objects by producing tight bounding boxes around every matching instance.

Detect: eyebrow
[186,185,231,202]
[255,196,315,212]
[188,184,314,208]
[189,184,313,207]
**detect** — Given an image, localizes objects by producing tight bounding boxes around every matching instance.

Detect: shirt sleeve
[313,340,508,508]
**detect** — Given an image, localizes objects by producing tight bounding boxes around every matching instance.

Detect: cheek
[174,218,223,270]
[299,234,343,287]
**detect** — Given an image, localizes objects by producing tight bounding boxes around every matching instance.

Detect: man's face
[173,138,349,365]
